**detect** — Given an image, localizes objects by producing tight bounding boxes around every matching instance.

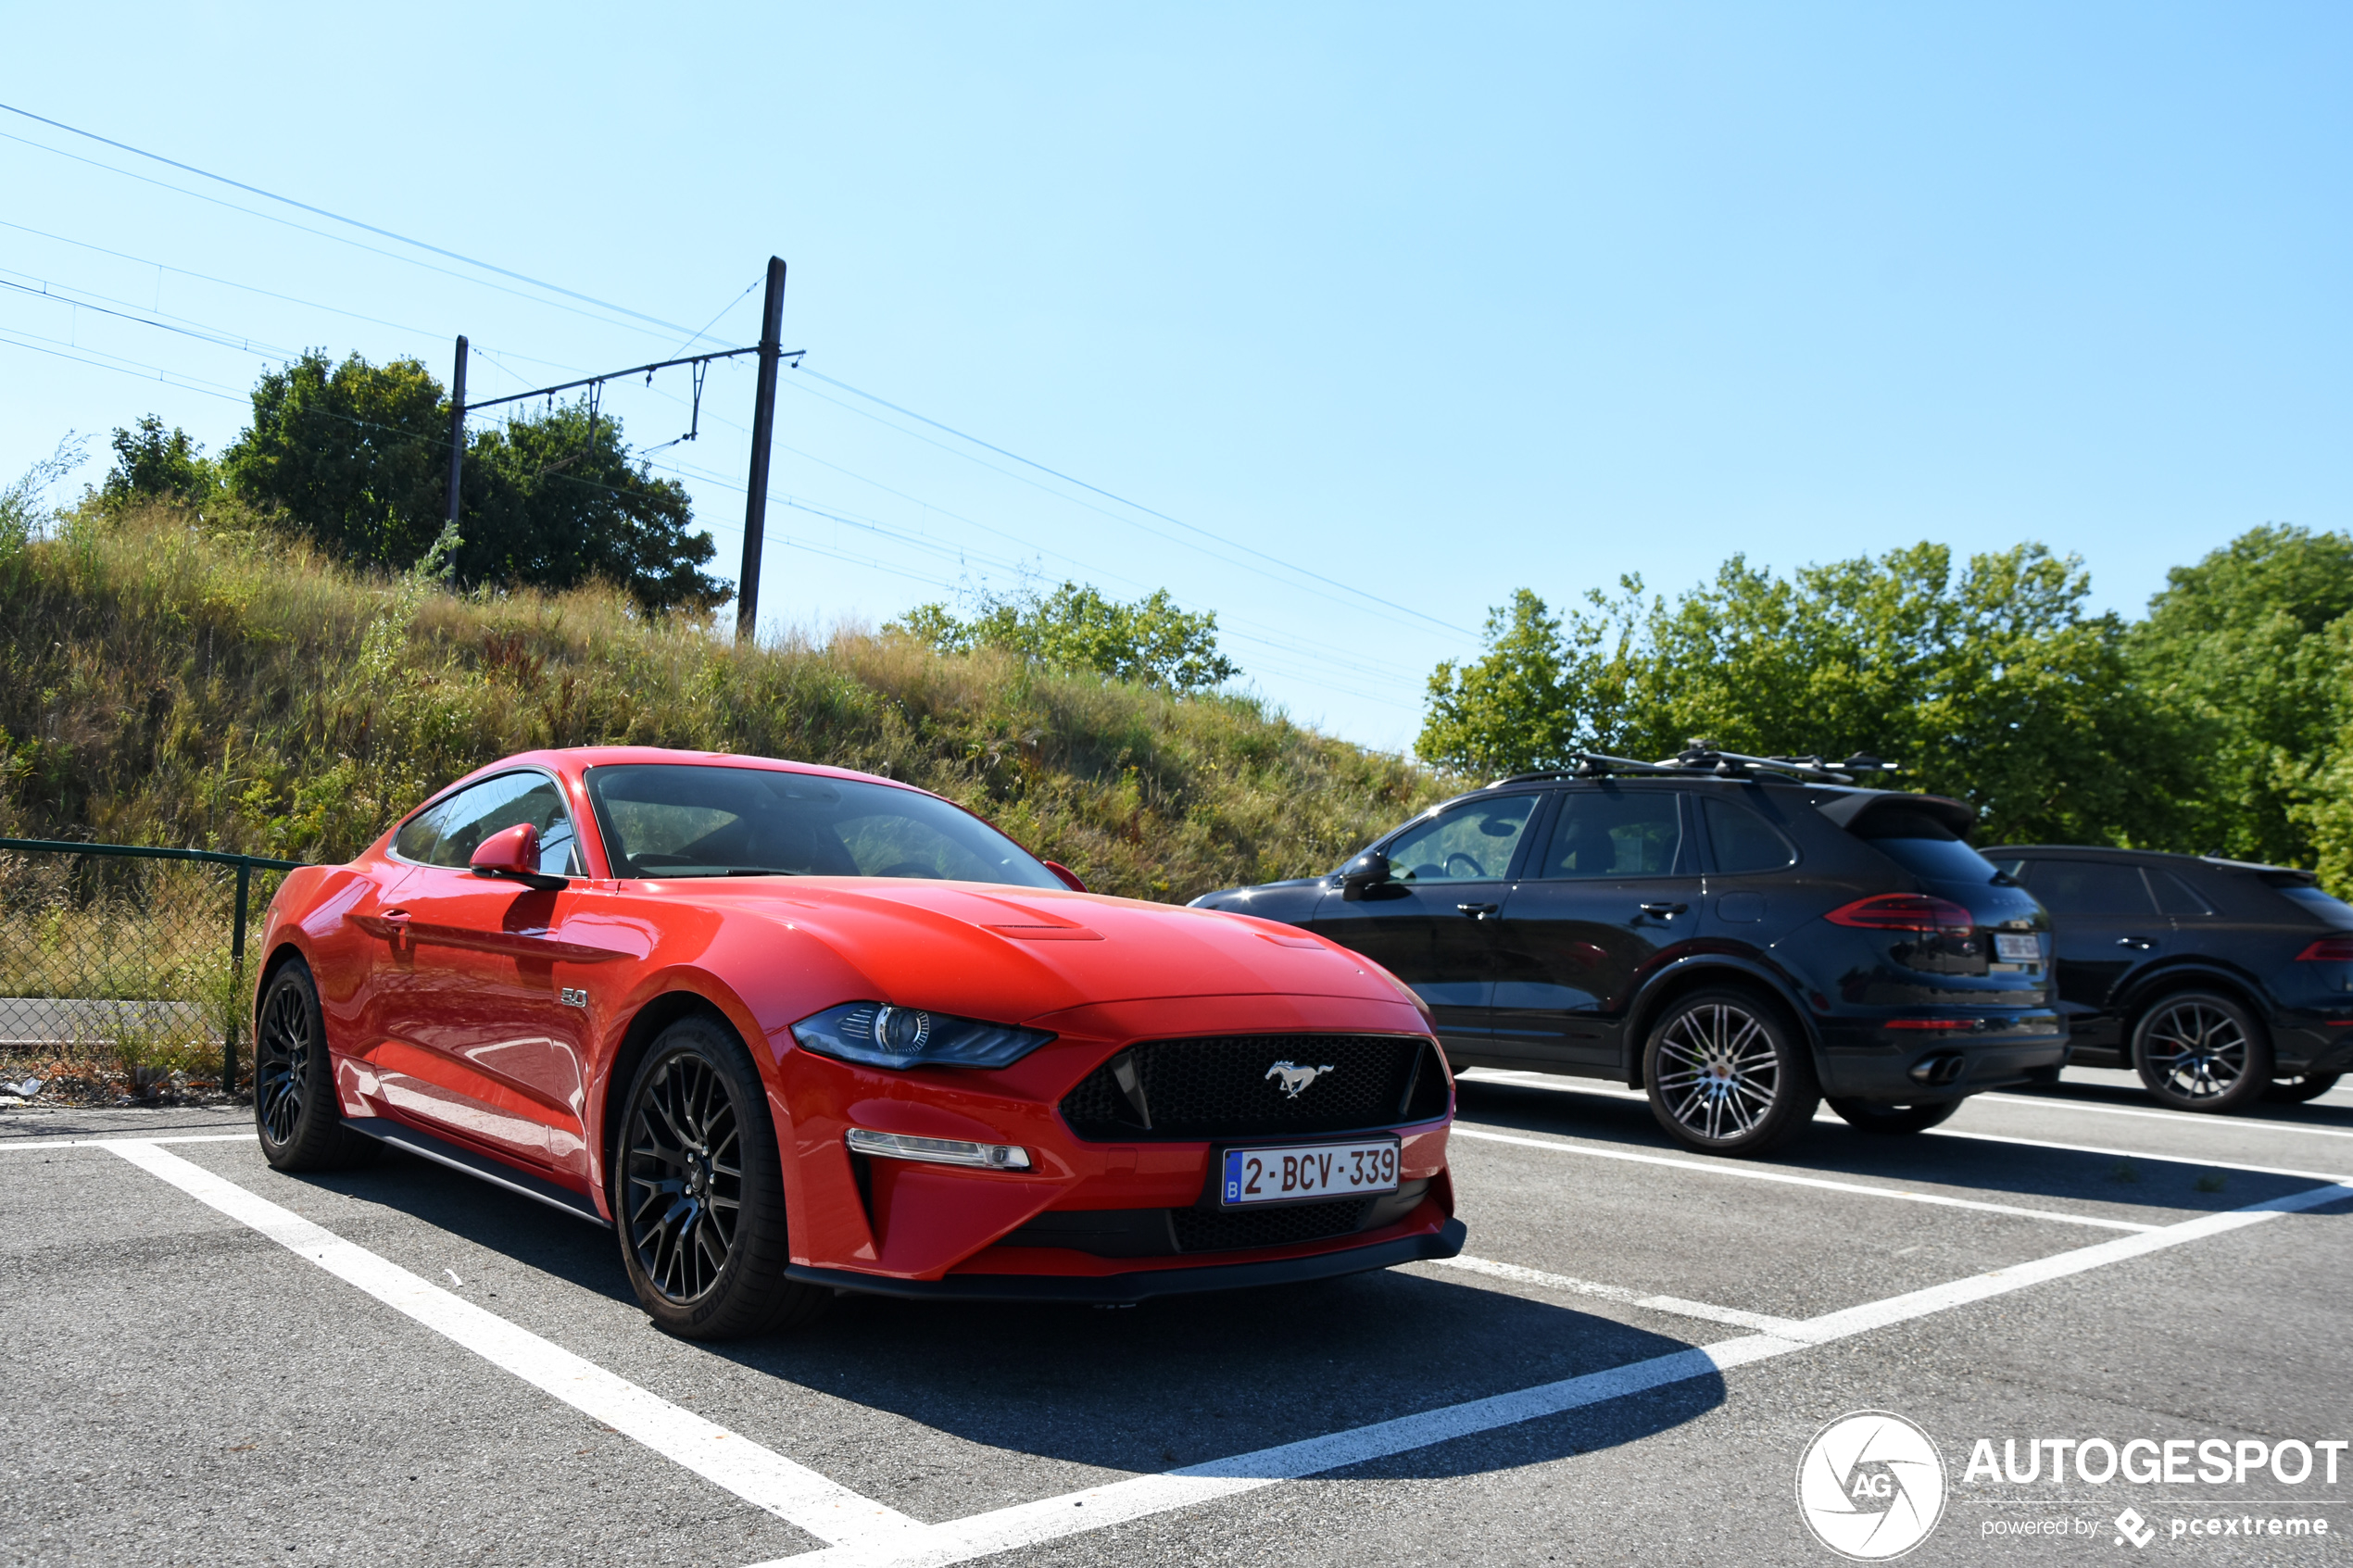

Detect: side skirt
[343,1115,611,1229]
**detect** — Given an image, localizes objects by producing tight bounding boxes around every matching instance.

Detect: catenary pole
[444,334,468,528]
[736,257,786,643]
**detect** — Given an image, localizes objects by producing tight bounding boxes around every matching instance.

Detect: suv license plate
[1994,933,2040,962]
[1222,1140,1400,1207]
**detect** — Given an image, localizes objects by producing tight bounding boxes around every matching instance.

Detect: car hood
[672,878,1406,1022]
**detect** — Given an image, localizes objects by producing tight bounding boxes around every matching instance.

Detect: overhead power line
[0,102,699,338]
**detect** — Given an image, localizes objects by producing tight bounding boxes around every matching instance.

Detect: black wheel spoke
[624,1047,746,1308]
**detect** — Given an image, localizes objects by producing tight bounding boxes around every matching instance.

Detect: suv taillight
[2296,935,2353,961]
[1826,894,1974,935]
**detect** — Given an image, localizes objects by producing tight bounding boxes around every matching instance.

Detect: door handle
[1639,902,1688,920]
[1455,903,1500,920]
[2115,935,2154,950]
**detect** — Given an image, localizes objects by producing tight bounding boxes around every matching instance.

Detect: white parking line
[1429,1255,1807,1336]
[1974,1092,2353,1140]
[1449,1124,2158,1231]
[107,1140,923,1550]
[0,1132,257,1151]
[748,1179,2353,1568]
[1917,1125,2352,1185]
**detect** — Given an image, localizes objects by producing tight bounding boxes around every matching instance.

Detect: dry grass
[0,497,1453,901]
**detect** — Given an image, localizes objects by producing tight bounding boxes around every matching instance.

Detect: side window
[2149,870,2216,917]
[1382,795,1539,884]
[1701,797,1797,874]
[2022,860,2156,917]
[393,772,582,876]
[1536,791,1682,879]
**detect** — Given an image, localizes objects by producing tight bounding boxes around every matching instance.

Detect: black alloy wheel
[1825,1097,1962,1135]
[252,962,378,1172]
[615,1017,826,1339]
[2265,1072,2343,1105]
[1642,988,1820,1157]
[2133,990,2272,1114]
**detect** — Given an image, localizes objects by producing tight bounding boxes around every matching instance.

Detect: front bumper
[789,1217,1468,1302]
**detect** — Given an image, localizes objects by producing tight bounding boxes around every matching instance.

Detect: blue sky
[3,5,2347,751]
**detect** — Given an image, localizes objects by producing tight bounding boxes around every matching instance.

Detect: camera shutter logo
[1796,1411,1947,1561]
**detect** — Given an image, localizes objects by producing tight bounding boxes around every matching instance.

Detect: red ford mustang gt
[253,747,1463,1336]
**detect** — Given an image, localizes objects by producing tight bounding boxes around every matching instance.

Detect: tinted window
[2279,884,2353,928]
[394,772,581,875]
[1701,797,1796,874]
[1536,791,1682,879]
[587,764,1061,886]
[1851,809,2000,884]
[2149,870,2217,916]
[1383,795,1539,884]
[2024,860,2157,917]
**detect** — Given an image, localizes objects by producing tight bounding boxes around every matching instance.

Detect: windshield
[586,764,1062,887]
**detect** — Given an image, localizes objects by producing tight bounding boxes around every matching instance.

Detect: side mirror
[1340,849,1393,900]
[1043,859,1088,893]
[469,822,569,892]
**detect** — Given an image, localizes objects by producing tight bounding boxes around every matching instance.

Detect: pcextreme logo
[1797,1411,1949,1561]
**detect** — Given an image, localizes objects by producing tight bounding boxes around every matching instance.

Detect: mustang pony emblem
[1265,1060,1338,1098]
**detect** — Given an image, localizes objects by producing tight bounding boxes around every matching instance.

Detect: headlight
[790,1001,1054,1071]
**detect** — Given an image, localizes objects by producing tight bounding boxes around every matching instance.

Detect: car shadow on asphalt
[1450,1080,2348,1220]
[294,1147,1730,1480]
[712,1263,1729,1479]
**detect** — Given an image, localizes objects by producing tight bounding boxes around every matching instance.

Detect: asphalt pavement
[3,1066,2347,1567]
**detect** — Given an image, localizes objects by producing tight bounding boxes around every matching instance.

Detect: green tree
[1416,584,1651,776]
[2126,524,2353,866]
[221,350,725,613]
[889,582,1239,693]
[102,416,219,507]
[1423,543,2175,844]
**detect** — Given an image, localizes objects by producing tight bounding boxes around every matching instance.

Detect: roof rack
[1497,747,1904,788]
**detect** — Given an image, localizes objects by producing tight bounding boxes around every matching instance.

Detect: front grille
[1060,1034,1443,1140]
[1169,1198,1373,1253]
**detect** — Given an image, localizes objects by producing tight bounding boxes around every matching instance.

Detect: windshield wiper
[724,867,806,877]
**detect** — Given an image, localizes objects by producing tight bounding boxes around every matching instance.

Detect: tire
[1826,1098,1962,1135]
[2132,990,2272,1114]
[613,1016,827,1339]
[1642,988,1821,1157]
[2266,1073,2343,1105]
[252,961,380,1173]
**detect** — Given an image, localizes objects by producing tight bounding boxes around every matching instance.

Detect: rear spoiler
[1813,791,1979,839]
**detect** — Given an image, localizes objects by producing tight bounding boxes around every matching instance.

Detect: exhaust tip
[1908,1053,1967,1087]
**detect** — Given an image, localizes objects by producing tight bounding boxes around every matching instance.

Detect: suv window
[1701,797,1796,874]
[1534,791,1681,879]
[2023,860,2156,917]
[2148,869,2216,916]
[2279,884,2353,927]
[395,771,582,875]
[1853,809,2001,884]
[1383,794,1539,884]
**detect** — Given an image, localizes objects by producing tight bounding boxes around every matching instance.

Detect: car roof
[423,746,944,809]
[1984,843,2319,883]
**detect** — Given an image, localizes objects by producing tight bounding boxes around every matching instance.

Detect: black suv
[1191,750,2065,1157]
[1982,846,2353,1112]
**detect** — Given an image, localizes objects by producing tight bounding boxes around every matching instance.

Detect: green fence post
[226,859,251,1096]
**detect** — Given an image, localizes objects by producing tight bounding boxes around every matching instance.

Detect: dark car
[1191,750,2067,1157]
[1982,846,2353,1113]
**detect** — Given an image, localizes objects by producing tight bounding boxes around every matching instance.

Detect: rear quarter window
[2278,884,2353,928]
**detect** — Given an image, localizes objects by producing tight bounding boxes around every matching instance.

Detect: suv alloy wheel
[2132,990,2272,1114]
[1643,989,1821,1157]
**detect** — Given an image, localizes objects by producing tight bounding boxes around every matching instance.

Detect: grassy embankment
[0,497,1448,1088]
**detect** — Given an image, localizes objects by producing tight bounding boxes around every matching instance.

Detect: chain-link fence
[0,839,306,1098]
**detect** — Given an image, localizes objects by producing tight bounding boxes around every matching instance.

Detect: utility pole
[736,257,786,644]
[444,334,468,530]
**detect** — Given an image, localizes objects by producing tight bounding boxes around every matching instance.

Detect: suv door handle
[1455,903,1500,920]
[2115,935,2154,950]
[1639,902,1688,920]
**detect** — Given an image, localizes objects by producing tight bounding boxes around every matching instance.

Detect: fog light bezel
[845,1126,1032,1171]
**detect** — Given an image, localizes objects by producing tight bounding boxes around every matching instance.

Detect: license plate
[1994,933,2040,962]
[1221,1140,1400,1207]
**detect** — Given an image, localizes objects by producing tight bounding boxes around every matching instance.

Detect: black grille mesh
[1060,1034,1435,1140]
[1171,1198,1374,1253]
